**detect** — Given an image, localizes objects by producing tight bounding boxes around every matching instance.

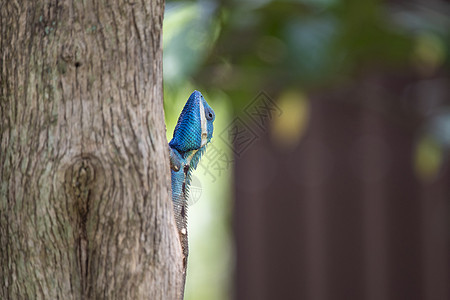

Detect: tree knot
[67,157,97,218]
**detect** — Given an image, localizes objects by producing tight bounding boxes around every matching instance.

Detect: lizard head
[169,90,215,154]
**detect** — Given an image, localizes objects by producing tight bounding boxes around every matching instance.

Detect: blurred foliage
[165,0,449,110]
[414,136,443,182]
[163,0,449,299]
[271,90,310,149]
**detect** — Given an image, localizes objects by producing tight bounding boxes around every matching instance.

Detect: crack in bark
[68,157,96,298]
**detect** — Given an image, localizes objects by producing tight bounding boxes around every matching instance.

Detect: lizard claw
[169,146,181,172]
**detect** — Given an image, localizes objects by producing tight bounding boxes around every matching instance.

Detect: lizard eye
[205,106,215,121]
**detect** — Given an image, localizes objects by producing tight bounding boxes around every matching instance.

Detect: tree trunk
[0,1,183,299]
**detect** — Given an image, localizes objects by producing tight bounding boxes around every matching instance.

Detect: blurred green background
[163,1,449,299]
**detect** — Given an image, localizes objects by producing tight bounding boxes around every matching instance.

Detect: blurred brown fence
[233,72,449,300]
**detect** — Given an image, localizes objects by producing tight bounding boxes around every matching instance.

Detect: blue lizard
[168,90,215,293]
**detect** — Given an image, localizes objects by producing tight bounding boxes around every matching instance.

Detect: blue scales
[168,90,215,293]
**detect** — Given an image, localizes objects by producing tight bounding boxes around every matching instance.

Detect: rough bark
[0,1,183,299]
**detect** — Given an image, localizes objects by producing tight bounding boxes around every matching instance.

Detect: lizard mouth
[201,132,208,146]
[199,100,208,147]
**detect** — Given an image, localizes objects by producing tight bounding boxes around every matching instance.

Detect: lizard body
[168,90,215,296]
